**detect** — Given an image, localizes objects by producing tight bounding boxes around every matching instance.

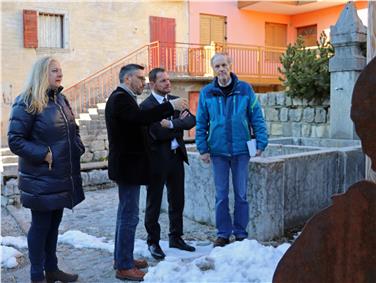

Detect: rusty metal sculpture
[273,57,376,283]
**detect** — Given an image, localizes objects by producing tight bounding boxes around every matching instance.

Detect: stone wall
[2,168,114,207]
[260,92,330,138]
[140,139,364,241]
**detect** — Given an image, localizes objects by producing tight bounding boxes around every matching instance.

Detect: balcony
[64,41,286,116]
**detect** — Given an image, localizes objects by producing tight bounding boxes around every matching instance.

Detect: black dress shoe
[235,236,247,242]
[148,243,165,260]
[169,237,196,252]
[45,269,78,283]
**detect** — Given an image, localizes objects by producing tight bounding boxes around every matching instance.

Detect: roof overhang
[238,0,349,15]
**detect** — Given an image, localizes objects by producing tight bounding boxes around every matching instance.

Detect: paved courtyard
[1,187,217,283]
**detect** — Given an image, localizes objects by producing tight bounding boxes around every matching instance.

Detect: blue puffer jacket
[196,73,268,156]
[8,87,85,211]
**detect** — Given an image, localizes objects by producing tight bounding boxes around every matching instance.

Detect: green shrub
[278,31,334,103]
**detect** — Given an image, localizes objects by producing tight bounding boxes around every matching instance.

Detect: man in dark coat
[105,64,187,281]
[140,68,196,260]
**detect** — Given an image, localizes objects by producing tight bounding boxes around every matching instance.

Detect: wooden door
[265,22,287,47]
[150,16,176,71]
[188,91,199,138]
[265,22,287,61]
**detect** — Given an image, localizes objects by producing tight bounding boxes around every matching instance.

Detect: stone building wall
[259,92,330,138]
[1,1,189,145]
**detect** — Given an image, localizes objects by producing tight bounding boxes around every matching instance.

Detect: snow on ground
[57,230,290,283]
[0,236,27,268]
[144,240,290,283]
[1,236,28,249]
[1,230,290,282]
[58,230,212,261]
[58,230,113,252]
[1,245,23,268]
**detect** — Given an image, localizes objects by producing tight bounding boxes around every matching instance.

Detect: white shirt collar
[151,91,168,104]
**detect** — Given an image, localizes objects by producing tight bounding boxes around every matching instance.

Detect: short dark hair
[119,64,144,83]
[148,67,165,83]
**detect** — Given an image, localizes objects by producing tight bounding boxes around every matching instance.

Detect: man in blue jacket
[195,53,268,247]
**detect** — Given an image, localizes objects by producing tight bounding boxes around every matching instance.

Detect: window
[265,22,287,48]
[38,13,64,48]
[23,9,69,49]
[200,14,227,45]
[265,22,287,61]
[297,25,317,47]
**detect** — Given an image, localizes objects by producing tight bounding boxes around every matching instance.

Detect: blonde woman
[8,56,85,283]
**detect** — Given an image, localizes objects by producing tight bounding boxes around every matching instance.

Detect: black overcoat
[105,87,174,185]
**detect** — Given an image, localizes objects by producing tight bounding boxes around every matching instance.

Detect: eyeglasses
[135,75,146,82]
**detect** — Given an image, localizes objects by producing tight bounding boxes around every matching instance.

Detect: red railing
[64,41,285,116]
[149,41,212,76]
[64,44,150,116]
[216,43,285,82]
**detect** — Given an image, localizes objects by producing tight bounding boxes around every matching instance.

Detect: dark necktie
[163,97,173,120]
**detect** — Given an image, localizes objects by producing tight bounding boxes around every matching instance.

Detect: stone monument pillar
[329,2,366,139]
[366,2,376,182]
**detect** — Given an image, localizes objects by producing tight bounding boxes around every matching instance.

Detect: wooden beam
[237,1,260,9]
[275,1,318,6]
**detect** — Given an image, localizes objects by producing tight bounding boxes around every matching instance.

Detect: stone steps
[2,155,18,163]
[1,148,18,167]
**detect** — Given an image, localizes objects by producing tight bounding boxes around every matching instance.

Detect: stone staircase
[1,90,150,174]
[1,101,109,178]
[1,147,18,178]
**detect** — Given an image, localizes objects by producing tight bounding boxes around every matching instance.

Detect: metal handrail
[64,44,150,92]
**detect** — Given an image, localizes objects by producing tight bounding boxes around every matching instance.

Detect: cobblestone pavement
[1,187,217,283]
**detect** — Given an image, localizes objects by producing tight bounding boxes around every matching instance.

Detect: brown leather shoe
[113,259,148,270]
[116,268,145,281]
[213,237,230,247]
[134,259,148,269]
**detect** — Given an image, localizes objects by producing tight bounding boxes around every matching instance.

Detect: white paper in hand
[247,139,257,157]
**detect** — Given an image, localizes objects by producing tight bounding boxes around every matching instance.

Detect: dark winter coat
[8,87,85,211]
[105,86,174,185]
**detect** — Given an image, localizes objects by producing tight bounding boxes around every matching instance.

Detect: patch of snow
[1,236,28,249]
[1,245,22,268]
[144,240,290,283]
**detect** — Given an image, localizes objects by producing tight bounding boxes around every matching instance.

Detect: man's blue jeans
[114,183,140,270]
[211,154,250,239]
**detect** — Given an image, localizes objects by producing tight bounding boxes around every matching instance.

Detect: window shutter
[265,22,287,47]
[211,16,225,44]
[297,25,317,47]
[200,15,211,45]
[200,14,226,45]
[23,10,38,48]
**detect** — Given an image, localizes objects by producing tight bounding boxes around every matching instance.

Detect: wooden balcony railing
[64,41,285,116]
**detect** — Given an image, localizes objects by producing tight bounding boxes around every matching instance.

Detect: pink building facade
[188,0,368,47]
